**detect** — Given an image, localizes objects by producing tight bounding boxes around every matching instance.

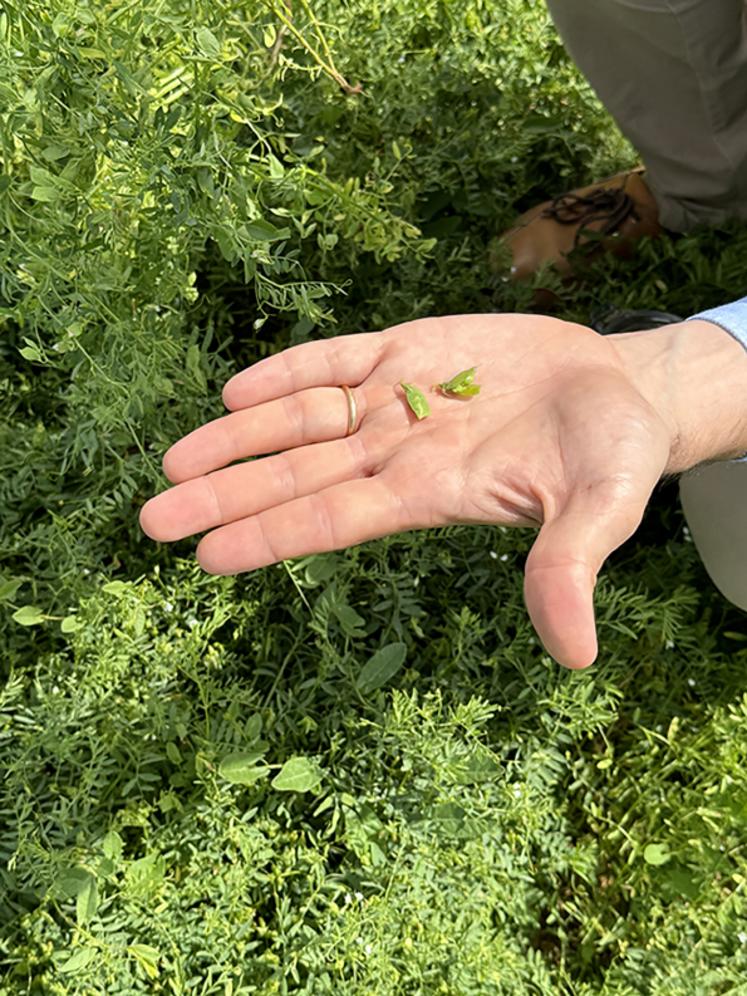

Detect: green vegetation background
[2,0,747,992]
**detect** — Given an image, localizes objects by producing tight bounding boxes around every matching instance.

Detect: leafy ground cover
[2,0,747,992]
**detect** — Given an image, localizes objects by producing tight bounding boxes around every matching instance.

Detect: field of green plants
[3,0,747,992]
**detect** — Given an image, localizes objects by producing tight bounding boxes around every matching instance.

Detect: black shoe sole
[590,307,683,334]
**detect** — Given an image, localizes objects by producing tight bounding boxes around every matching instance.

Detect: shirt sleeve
[686,298,747,463]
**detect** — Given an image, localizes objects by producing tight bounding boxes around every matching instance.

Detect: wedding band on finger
[340,384,358,436]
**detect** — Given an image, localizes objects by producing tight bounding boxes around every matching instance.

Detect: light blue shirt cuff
[686,298,747,463]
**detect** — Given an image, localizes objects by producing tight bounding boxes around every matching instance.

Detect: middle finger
[140,432,372,542]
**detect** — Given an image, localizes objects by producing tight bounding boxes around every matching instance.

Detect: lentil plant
[2,0,747,993]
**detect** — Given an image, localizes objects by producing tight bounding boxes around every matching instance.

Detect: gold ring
[340,384,358,436]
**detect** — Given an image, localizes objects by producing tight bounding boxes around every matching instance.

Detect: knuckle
[259,515,284,565]
[347,429,372,473]
[309,492,338,549]
[281,393,306,440]
[203,476,226,525]
[275,451,299,499]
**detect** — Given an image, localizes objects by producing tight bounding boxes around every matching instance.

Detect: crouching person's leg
[679,462,747,612]
[545,0,747,232]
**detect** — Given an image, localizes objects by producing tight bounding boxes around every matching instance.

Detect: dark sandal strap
[541,187,640,249]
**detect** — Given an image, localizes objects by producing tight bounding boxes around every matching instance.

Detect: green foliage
[2,0,747,993]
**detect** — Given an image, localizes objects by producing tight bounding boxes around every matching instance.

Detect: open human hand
[140,313,678,670]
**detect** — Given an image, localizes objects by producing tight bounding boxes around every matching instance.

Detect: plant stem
[262,0,362,95]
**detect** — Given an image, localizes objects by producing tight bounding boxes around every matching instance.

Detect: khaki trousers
[546,0,747,611]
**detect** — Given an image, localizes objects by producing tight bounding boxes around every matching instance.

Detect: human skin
[139,314,747,670]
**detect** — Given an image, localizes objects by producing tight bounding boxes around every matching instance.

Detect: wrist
[609,320,747,474]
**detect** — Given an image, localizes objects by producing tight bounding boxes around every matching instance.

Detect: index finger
[222,331,386,411]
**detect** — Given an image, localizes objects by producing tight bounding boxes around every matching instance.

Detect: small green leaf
[102,580,128,595]
[19,345,41,362]
[125,854,165,898]
[185,344,206,390]
[218,751,269,785]
[304,553,339,586]
[317,232,338,251]
[61,615,81,633]
[75,873,99,925]
[29,164,57,186]
[51,12,70,37]
[0,578,23,602]
[42,143,70,161]
[369,840,387,865]
[185,343,200,371]
[332,601,366,638]
[661,864,700,900]
[166,741,181,764]
[437,366,481,396]
[58,946,97,974]
[643,842,671,866]
[432,802,466,836]
[400,382,430,420]
[312,794,335,817]
[457,749,502,784]
[244,713,263,742]
[12,605,45,626]
[130,943,161,979]
[30,185,59,202]
[133,605,145,636]
[245,218,290,241]
[356,642,407,693]
[57,867,91,898]
[271,756,323,793]
[214,227,236,261]
[102,830,123,861]
[195,26,220,58]
[267,153,285,180]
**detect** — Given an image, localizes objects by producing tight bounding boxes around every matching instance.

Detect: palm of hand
[140,314,673,669]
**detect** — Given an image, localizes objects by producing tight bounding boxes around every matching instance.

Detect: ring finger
[162,385,376,483]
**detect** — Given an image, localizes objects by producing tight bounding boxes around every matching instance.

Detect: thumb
[522,479,655,670]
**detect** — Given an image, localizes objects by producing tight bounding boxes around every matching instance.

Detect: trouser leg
[545,0,747,232]
[678,462,747,613]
